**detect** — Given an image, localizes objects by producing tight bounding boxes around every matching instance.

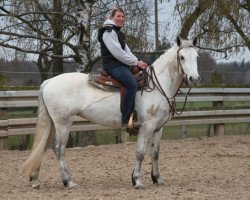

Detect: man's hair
[110,7,125,18]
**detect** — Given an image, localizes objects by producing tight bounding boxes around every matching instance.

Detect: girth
[89,66,147,112]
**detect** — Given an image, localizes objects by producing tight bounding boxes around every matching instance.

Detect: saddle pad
[88,73,120,92]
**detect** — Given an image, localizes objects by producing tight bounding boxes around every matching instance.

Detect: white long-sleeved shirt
[102,19,138,66]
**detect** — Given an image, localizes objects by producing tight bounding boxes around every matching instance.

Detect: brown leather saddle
[89,66,146,90]
[89,66,147,111]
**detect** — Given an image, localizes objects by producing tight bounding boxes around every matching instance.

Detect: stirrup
[126,114,141,136]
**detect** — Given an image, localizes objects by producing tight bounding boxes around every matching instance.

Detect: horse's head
[176,36,200,86]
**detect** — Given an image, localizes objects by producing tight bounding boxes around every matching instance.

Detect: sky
[0,0,249,64]
[157,1,250,64]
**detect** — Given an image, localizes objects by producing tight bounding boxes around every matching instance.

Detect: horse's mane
[152,44,179,75]
[152,39,194,75]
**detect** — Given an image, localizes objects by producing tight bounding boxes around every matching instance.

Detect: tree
[0,0,152,76]
[155,0,159,50]
[0,0,153,147]
[0,0,96,78]
[154,0,171,51]
[176,0,250,59]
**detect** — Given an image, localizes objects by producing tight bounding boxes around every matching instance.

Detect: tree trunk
[154,0,159,50]
[52,0,64,76]
[36,54,51,83]
[74,0,94,72]
[74,0,97,147]
[179,1,212,39]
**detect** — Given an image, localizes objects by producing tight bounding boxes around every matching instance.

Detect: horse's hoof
[31,182,40,189]
[156,179,165,187]
[68,181,78,189]
[135,183,145,190]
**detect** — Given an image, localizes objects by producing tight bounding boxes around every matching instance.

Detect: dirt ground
[0,135,249,200]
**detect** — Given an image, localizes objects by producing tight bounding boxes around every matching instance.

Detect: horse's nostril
[189,76,200,83]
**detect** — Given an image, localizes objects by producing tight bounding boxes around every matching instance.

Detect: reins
[145,66,191,116]
[146,66,176,116]
[143,47,193,117]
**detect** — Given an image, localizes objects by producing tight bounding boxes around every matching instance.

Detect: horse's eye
[180,56,184,60]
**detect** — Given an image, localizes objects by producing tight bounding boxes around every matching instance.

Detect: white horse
[21,37,200,189]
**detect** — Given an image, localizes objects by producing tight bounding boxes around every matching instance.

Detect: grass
[177,101,250,110]
[7,109,37,118]
[162,123,250,140]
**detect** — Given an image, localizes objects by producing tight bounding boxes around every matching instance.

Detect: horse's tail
[20,80,52,177]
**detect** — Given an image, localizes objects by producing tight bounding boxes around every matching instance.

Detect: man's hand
[137,60,148,69]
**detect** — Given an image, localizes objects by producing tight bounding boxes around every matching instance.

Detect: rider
[98,7,148,128]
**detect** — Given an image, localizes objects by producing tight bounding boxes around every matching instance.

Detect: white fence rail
[1,88,250,147]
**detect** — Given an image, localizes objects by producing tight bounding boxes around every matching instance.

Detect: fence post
[181,125,188,138]
[116,129,128,143]
[0,91,8,150]
[213,101,225,136]
[211,71,224,136]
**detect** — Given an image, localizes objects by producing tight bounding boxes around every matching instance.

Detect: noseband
[177,47,185,77]
[177,46,195,80]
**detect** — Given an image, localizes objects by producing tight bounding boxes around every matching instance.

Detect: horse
[20,36,200,190]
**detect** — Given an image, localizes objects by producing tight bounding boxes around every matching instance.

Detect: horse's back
[44,72,88,88]
[41,72,115,117]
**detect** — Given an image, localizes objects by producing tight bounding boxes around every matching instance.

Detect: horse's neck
[153,46,182,97]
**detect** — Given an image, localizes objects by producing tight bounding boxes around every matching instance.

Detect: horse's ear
[193,37,198,46]
[176,36,181,47]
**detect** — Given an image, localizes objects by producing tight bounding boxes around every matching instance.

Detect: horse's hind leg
[149,128,165,186]
[52,120,77,189]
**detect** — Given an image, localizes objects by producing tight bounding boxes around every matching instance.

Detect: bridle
[142,47,195,132]
[176,46,196,78]
[143,47,195,117]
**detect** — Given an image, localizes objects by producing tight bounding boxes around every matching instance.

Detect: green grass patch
[95,130,119,145]
[7,109,37,118]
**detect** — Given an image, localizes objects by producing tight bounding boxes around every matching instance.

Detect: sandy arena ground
[0,135,249,200]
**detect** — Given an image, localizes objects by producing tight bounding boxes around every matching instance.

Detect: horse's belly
[78,95,122,128]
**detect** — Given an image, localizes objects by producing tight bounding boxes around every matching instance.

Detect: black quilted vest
[98,25,127,70]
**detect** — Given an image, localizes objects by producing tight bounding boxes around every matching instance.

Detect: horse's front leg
[132,124,153,189]
[149,128,165,186]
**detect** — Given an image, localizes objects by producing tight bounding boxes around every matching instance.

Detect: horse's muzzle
[188,75,201,86]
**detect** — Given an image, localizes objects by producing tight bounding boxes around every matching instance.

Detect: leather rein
[143,47,192,117]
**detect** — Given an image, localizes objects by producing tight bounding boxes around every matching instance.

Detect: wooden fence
[1,88,250,149]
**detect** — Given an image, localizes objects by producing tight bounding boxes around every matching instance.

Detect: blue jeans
[106,66,138,124]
